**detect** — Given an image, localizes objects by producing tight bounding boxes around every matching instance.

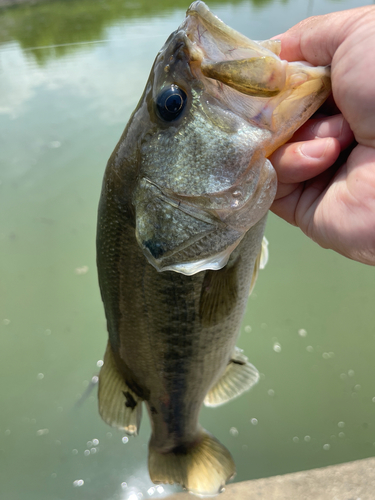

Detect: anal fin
[204,347,259,407]
[98,342,142,435]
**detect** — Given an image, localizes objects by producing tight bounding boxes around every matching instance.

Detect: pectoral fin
[98,342,142,435]
[204,347,259,407]
[199,257,239,327]
[201,56,286,97]
[249,236,269,295]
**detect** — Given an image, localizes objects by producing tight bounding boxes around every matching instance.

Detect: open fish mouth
[183,1,330,103]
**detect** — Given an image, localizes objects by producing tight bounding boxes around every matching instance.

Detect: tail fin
[148,430,235,496]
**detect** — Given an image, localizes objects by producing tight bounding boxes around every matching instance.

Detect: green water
[0,0,374,498]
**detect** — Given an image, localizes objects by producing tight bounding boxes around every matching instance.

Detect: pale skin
[269,6,375,265]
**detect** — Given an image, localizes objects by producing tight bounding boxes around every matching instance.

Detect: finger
[271,183,304,226]
[270,137,340,186]
[291,114,354,147]
[276,7,374,65]
[271,163,339,227]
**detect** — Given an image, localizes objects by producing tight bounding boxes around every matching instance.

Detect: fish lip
[184,1,257,55]
[186,1,237,40]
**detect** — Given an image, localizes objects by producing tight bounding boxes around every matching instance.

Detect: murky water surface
[1,0,374,498]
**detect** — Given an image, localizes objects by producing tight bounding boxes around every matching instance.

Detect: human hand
[270,6,375,265]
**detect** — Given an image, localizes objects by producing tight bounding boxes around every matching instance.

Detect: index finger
[274,7,374,65]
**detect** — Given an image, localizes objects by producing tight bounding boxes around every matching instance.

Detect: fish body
[96,1,330,495]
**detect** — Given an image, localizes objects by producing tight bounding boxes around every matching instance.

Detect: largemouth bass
[96,1,330,495]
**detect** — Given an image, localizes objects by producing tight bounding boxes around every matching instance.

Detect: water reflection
[0,0,278,64]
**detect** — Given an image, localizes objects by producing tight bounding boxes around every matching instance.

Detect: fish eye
[156,85,187,122]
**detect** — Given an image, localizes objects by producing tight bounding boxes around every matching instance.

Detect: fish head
[132,1,330,275]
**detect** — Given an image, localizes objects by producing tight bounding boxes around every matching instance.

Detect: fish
[96,1,330,496]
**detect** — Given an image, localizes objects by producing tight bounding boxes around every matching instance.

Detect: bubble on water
[3,319,10,325]
[338,421,345,428]
[323,444,330,451]
[91,375,99,384]
[229,427,239,437]
[122,436,129,444]
[306,346,314,353]
[36,429,49,436]
[92,438,99,446]
[37,373,44,380]
[340,373,347,380]
[5,429,10,436]
[273,342,281,353]
[96,360,104,368]
[322,352,330,359]
[147,487,155,496]
[73,479,84,487]
[372,397,375,403]
[44,329,51,335]
[244,325,252,333]
[298,329,307,337]
[87,441,93,447]
[84,450,90,456]
[339,432,345,438]
[156,486,164,494]
[72,449,78,455]
[354,384,361,392]
[90,448,97,454]
[304,435,311,442]
[348,370,355,377]
[75,265,89,275]
[267,389,275,397]
[121,482,128,489]
[251,418,258,425]
[106,432,112,438]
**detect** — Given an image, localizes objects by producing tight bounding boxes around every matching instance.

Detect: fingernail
[312,116,344,138]
[299,138,330,159]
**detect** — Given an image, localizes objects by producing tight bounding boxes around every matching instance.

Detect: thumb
[277,6,374,65]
